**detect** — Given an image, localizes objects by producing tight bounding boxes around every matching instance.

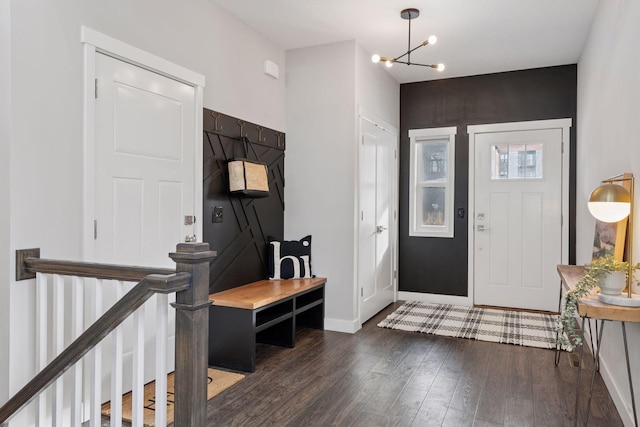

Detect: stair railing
[0,242,216,427]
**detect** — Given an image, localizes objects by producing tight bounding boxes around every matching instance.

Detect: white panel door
[93,53,197,394]
[94,52,196,268]
[359,118,397,323]
[474,128,563,311]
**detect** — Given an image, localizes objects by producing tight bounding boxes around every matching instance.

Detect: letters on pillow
[268,235,313,280]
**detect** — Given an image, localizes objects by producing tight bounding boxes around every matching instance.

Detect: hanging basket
[227,137,269,198]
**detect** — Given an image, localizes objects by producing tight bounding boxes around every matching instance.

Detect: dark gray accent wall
[203,109,285,293]
[399,65,577,296]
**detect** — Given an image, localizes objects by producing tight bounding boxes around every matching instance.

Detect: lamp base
[598,292,640,307]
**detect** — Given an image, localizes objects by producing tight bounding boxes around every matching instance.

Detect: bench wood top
[209,277,327,310]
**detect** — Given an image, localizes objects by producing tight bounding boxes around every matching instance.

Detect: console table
[207,277,326,372]
[557,265,639,426]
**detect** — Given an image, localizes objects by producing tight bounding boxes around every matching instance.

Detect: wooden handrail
[17,252,175,282]
[5,243,216,425]
[0,272,192,424]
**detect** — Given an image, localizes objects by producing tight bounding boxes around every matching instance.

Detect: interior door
[92,52,197,393]
[94,52,196,268]
[474,127,563,312]
[359,118,397,323]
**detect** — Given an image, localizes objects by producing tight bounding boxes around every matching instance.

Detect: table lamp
[587,173,637,306]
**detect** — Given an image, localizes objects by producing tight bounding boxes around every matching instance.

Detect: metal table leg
[555,280,565,367]
[622,322,638,427]
[588,319,600,372]
[574,316,588,426]
[585,320,606,426]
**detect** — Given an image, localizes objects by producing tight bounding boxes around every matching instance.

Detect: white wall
[355,43,400,128]
[5,0,286,415]
[285,41,358,332]
[577,0,640,424]
[0,0,11,407]
[285,40,398,332]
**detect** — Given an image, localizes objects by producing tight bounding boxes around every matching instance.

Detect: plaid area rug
[378,301,560,350]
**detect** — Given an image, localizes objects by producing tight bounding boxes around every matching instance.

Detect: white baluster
[71,276,84,427]
[131,305,145,427]
[90,279,104,427]
[155,294,168,427]
[52,274,64,427]
[110,281,124,427]
[35,273,48,426]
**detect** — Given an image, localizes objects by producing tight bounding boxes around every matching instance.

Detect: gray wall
[399,65,577,295]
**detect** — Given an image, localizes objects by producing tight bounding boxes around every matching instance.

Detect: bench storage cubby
[208,277,326,372]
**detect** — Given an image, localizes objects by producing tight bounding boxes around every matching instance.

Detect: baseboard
[324,317,360,334]
[583,326,635,426]
[397,291,472,306]
[598,355,634,426]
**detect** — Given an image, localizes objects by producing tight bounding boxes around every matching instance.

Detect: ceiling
[210,0,600,84]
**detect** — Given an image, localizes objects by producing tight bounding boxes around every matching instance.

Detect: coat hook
[256,125,266,143]
[237,119,247,138]
[211,111,222,131]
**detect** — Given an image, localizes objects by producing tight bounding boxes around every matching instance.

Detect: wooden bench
[207,277,326,372]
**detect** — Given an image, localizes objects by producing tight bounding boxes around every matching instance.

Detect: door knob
[376,225,387,234]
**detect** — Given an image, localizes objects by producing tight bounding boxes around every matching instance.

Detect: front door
[93,52,197,267]
[359,117,397,323]
[471,121,569,312]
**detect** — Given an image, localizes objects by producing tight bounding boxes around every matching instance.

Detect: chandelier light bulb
[371,54,381,64]
[385,59,394,68]
[437,63,445,72]
[428,35,437,45]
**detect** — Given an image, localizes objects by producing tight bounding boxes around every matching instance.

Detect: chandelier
[371,8,444,71]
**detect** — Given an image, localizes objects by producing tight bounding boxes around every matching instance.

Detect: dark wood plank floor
[205,302,623,426]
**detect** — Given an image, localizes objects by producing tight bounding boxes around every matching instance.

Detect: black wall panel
[399,65,577,296]
[203,109,285,293]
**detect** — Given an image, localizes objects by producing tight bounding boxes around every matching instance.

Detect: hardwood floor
[205,302,623,426]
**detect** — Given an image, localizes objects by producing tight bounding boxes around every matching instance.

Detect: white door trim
[358,107,398,137]
[467,118,572,307]
[81,27,205,260]
[357,108,399,326]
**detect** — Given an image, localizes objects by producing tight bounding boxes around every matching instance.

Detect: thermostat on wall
[263,60,279,79]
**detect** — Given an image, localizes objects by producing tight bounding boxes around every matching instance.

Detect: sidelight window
[408,126,457,238]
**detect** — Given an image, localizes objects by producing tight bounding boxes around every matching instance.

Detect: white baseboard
[324,317,360,334]
[397,291,472,306]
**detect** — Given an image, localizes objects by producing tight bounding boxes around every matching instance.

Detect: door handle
[376,225,387,234]
[477,225,489,232]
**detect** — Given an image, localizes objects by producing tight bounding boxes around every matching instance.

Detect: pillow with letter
[267,235,313,280]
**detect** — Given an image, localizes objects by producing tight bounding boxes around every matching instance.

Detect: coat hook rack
[237,120,247,138]
[211,111,222,131]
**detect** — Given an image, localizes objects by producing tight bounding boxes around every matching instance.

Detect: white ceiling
[210,0,600,84]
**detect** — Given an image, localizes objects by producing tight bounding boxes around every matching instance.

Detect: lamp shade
[587,183,631,223]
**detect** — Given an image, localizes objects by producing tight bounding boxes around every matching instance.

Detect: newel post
[169,242,216,427]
